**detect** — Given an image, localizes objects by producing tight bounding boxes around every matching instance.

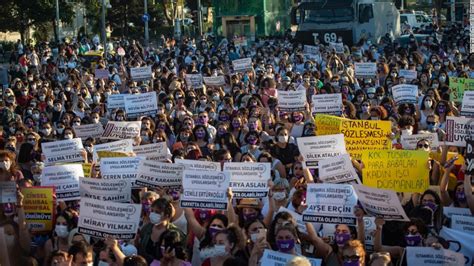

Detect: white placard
[311,93,343,115]
[232,58,253,72]
[130,66,152,81]
[440,226,474,265]
[78,198,141,240]
[261,249,321,266]
[41,138,84,165]
[304,45,320,55]
[174,159,221,172]
[451,215,474,234]
[224,162,270,198]
[443,207,472,219]
[101,121,142,140]
[352,184,409,221]
[461,91,474,117]
[400,133,439,150]
[318,154,361,184]
[354,63,377,78]
[297,134,347,169]
[329,42,344,54]
[124,91,158,118]
[73,123,104,139]
[100,157,141,188]
[132,142,169,161]
[80,177,131,203]
[445,116,474,147]
[363,217,376,252]
[185,74,204,88]
[136,160,183,189]
[406,247,465,266]
[180,170,230,210]
[107,94,125,110]
[277,90,307,112]
[203,76,226,86]
[0,181,17,203]
[40,164,83,201]
[93,139,134,162]
[303,183,358,225]
[399,69,418,81]
[392,84,419,105]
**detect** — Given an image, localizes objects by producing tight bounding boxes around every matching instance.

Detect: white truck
[291,0,401,46]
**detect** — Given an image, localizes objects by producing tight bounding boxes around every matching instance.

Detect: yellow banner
[449,77,474,102]
[315,115,392,160]
[22,187,55,233]
[362,150,430,193]
[96,151,129,161]
[82,163,92,177]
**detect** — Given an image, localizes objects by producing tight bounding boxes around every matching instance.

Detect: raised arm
[305,222,332,259]
[16,191,30,253]
[184,208,206,239]
[439,163,455,207]
[373,218,403,258]
[464,174,474,215]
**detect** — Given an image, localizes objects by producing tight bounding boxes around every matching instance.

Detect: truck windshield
[303,8,354,23]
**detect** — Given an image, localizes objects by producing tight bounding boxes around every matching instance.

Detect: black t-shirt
[271,143,299,166]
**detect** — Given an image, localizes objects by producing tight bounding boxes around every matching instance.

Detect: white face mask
[278,135,288,143]
[149,212,162,224]
[92,118,99,124]
[55,225,69,238]
[401,128,413,136]
[250,233,259,243]
[64,134,73,139]
[424,100,433,108]
[0,161,11,171]
[273,191,286,201]
[98,261,109,266]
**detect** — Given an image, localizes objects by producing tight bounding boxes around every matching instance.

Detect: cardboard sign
[406,247,465,266]
[329,42,344,54]
[461,91,474,117]
[132,142,169,161]
[93,139,134,162]
[175,159,221,172]
[180,170,230,210]
[41,138,84,165]
[100,157,141,188]
[80,177,131,203]
[443,207,472,219]
[466,140,474,175]
[40,164,83,201]
[303,183,358,225]
[124,91,158,118]
[400,133,439,150]
[203,76,226,86]
[352,184,409,221]
[277,90,307,112]
[297,134,347,169]
[354,63,377,78]
[102,121,141,140]
[445,116,474,147]
[439,226,474,265]
[311,94,343,115]
[185,74,204,89]
[94,69,109,80]
[73,123,104,139]
[399,69,417,81]
[363,217,376,252]
[224,162,270,198]
[78,198,141,240]
[451,215,474,234]
[130,66,152,81]
[232,58,253,72]
[318,154,361,184]
[304,45,320,55]
[107,94,126,110]
[362,150,430,193]
[136,160,183,189]
[314,114,344,136]
[22,186,55,233]
[0,181,17,203]
[261,249,321,266]
[449,77,474,103]
[391,84,419,105]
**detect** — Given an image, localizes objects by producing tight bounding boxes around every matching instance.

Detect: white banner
[40,164,83,201]
[277,90,307,112]
[354,63,377,78]
[261,249,321,266]
[318,154,361,184]
[175,159,221,172]
[132,142,169,161]
[180,170,230,210]
[445,116,474,147]
[461,91,474,117]
[73,123,104,139]
[392,84,419,105]
[224,162,270,198]
[440,226,474,265]
[399,69,418,81]
[406,247,465,266]
[80,177,131,203]
[232,58,253,72]
[329,42,344,54]
[78,198,141,240]
[311,94,343,115]
[93,139,134,162]
[185,74,204,88]
[443,207,472,219]
[107,94,125,110]
[303,183,358,225]
[203,76,226,87]
[304,45,320,55]
[41,138,84,165]
[130,66,152,81]
[0,181,17,203]
[136,160,183,189]
[297,134,347,169]
[100,157,141,188]
[352,184,409,221]
[124,92,158,118]
[102,121,142,140]
[400,133,439,150]
[451,215,474,234]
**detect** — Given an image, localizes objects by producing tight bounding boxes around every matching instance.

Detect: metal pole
[197,0,203,37]
[55,0,60,42]
[144,0,149,47]
[83,5,87,36]
[102,0,107,57]
[400,0,404,11]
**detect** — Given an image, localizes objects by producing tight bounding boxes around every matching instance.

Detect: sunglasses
[417,143,429,149]
[343,255,360,262]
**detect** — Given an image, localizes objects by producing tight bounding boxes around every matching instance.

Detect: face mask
[370,116,379,120]
[432,83,439,89]
[55,225,69,238]
[273,192,286,201]
[32,113,40,120]
[335,232,351,247]
[250,233,259,243]
[278,135,288,143]
[142,201,150,214]
[405,234,422,246]
[56,128,64,134]
[196,131,205,139]
[149,212,162,224]
[232,121,241,128]
[200,100,207,105]
[98,261,109,266]
[92,118,99,124]
[199,117,208,125]
[361,106,369,113]
[293,115,303,122]
[243,212,258,222]
[165,103,173,110]
[434,66,441,71]
[438,105,445,113]
[247,138,258,145]
[0,161,11,171]
[439,76,446,83]
[423,201,438,213]
[357,97,364,103]
[276,239,295,253]
[343,260,361,266]
[391,72,397,78]
[54,106,61,112]
[64,134,73,139]
[170,190,180,201]
[424,100,433,108]
[401,129,413,136]
[209,226,223,238]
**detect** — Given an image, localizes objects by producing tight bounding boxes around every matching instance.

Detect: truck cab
[400,12,433,30]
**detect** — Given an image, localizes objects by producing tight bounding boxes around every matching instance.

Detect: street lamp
[55,0,60,43]
[101,0,111,57]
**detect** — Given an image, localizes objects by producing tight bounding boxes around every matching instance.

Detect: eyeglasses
[426,122,436,125]
[417,143,429,149]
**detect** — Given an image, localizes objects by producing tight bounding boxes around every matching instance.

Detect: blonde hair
[286,256,311,266]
